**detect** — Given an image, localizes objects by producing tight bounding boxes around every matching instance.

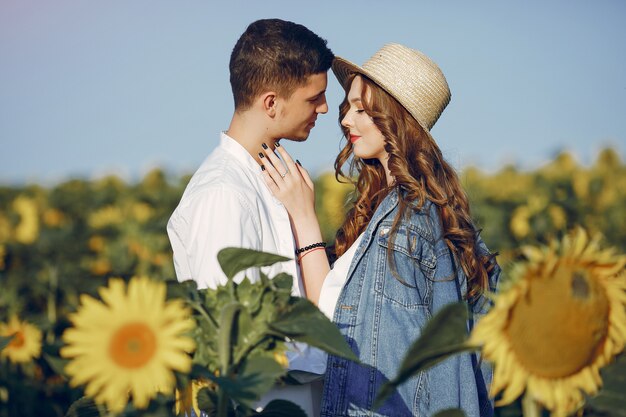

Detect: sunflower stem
[522,392,542,417]
[46,264,58,344]
[189,301,218,328]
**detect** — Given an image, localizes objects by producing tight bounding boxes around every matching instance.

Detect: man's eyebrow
[308,89,326,99]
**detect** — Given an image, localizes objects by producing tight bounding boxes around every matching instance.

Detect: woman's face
[341,76,387,161]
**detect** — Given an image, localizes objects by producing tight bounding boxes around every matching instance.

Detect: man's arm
[167,186,261,289]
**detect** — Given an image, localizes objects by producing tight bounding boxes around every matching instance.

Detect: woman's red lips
[350,134,361,143]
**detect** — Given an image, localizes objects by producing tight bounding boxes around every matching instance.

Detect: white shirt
[167,132,303,293]
[318,233,364,320]
[167,132,325,375]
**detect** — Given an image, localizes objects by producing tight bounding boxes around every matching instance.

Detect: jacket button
[380,227,389,237]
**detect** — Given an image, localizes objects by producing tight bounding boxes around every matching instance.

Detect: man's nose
[317,96,328,114]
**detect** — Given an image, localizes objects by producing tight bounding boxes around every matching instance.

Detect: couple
[168,18,499,417]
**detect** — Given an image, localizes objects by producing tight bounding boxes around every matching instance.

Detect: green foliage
[177,247,357,416]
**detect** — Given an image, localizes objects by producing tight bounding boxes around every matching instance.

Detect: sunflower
[470,228,626,416]
[175,378,214,416]
[12,195,39,244]
[0,315,42,364]
[61,276,196,412]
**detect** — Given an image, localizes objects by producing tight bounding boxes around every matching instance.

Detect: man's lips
[350,134,361,143]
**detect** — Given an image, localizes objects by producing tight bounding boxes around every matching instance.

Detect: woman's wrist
[289,209,318,225]
[290,216,323,247]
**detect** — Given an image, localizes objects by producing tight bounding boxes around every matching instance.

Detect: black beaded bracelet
[295,241,327,255]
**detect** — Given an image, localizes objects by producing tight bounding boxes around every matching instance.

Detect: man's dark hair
[229,18,333,110]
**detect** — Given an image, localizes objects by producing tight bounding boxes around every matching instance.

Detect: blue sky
[1,0,625,184]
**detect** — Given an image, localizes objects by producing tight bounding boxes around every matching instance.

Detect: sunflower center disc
[10,331,25,348]
[506,263,610,378]
[109,322,157,368]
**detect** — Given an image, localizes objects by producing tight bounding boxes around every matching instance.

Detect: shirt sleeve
[168,186,261,289]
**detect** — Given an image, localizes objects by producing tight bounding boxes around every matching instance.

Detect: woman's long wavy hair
[333,74,496,301]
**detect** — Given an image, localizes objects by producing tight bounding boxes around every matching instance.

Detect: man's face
[275,72,328,141]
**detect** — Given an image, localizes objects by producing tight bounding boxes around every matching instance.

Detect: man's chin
[282,132,310,142]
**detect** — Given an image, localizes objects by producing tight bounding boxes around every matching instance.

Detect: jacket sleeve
[167,186,261,289]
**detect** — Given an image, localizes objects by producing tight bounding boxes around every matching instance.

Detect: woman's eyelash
[355,109,365,113]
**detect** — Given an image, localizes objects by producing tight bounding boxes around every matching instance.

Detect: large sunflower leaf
[256,399,308,417]
[217,248,290,280]
[268,297,359,363]
[374,302,475,407]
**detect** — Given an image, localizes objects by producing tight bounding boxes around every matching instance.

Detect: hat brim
[331,55,435,141]
[331,56,365,92]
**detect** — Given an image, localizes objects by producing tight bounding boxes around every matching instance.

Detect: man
[167,18,333,416]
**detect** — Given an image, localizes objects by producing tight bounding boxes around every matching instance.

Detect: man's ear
[261,92,278,117]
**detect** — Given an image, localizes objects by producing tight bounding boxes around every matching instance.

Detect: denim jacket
[320,189,499,417]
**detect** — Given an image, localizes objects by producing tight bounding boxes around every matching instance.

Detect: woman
[260,44,499,417]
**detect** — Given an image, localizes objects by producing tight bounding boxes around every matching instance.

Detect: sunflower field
[0,147,625,417]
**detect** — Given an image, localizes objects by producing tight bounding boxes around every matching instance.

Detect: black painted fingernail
[296,159,302,166]
[261,164,265,171]
[262,143,268,149]
[258,152,264,158]
[275,141,281,148]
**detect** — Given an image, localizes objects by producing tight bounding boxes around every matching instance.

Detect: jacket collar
[343,188,400,283]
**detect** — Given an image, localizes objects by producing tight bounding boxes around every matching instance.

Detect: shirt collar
[219,131,263,174]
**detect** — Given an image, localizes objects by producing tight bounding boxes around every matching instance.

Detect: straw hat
[332,43,451,136]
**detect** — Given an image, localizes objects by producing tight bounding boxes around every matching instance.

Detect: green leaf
[166,278,198,300]
[586,352,626,416]
[268,297,359,363]
[43,353,70,378]
[209,357,284,409]
[65,397,101,417]
[374,302,475,407]
[271,273,293,292]
[217,248,291,280]
[0,335,14,351]
[240,356,286,398]
[433,409,467,417]
[256,399,308,417]
[189,363,216,380]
